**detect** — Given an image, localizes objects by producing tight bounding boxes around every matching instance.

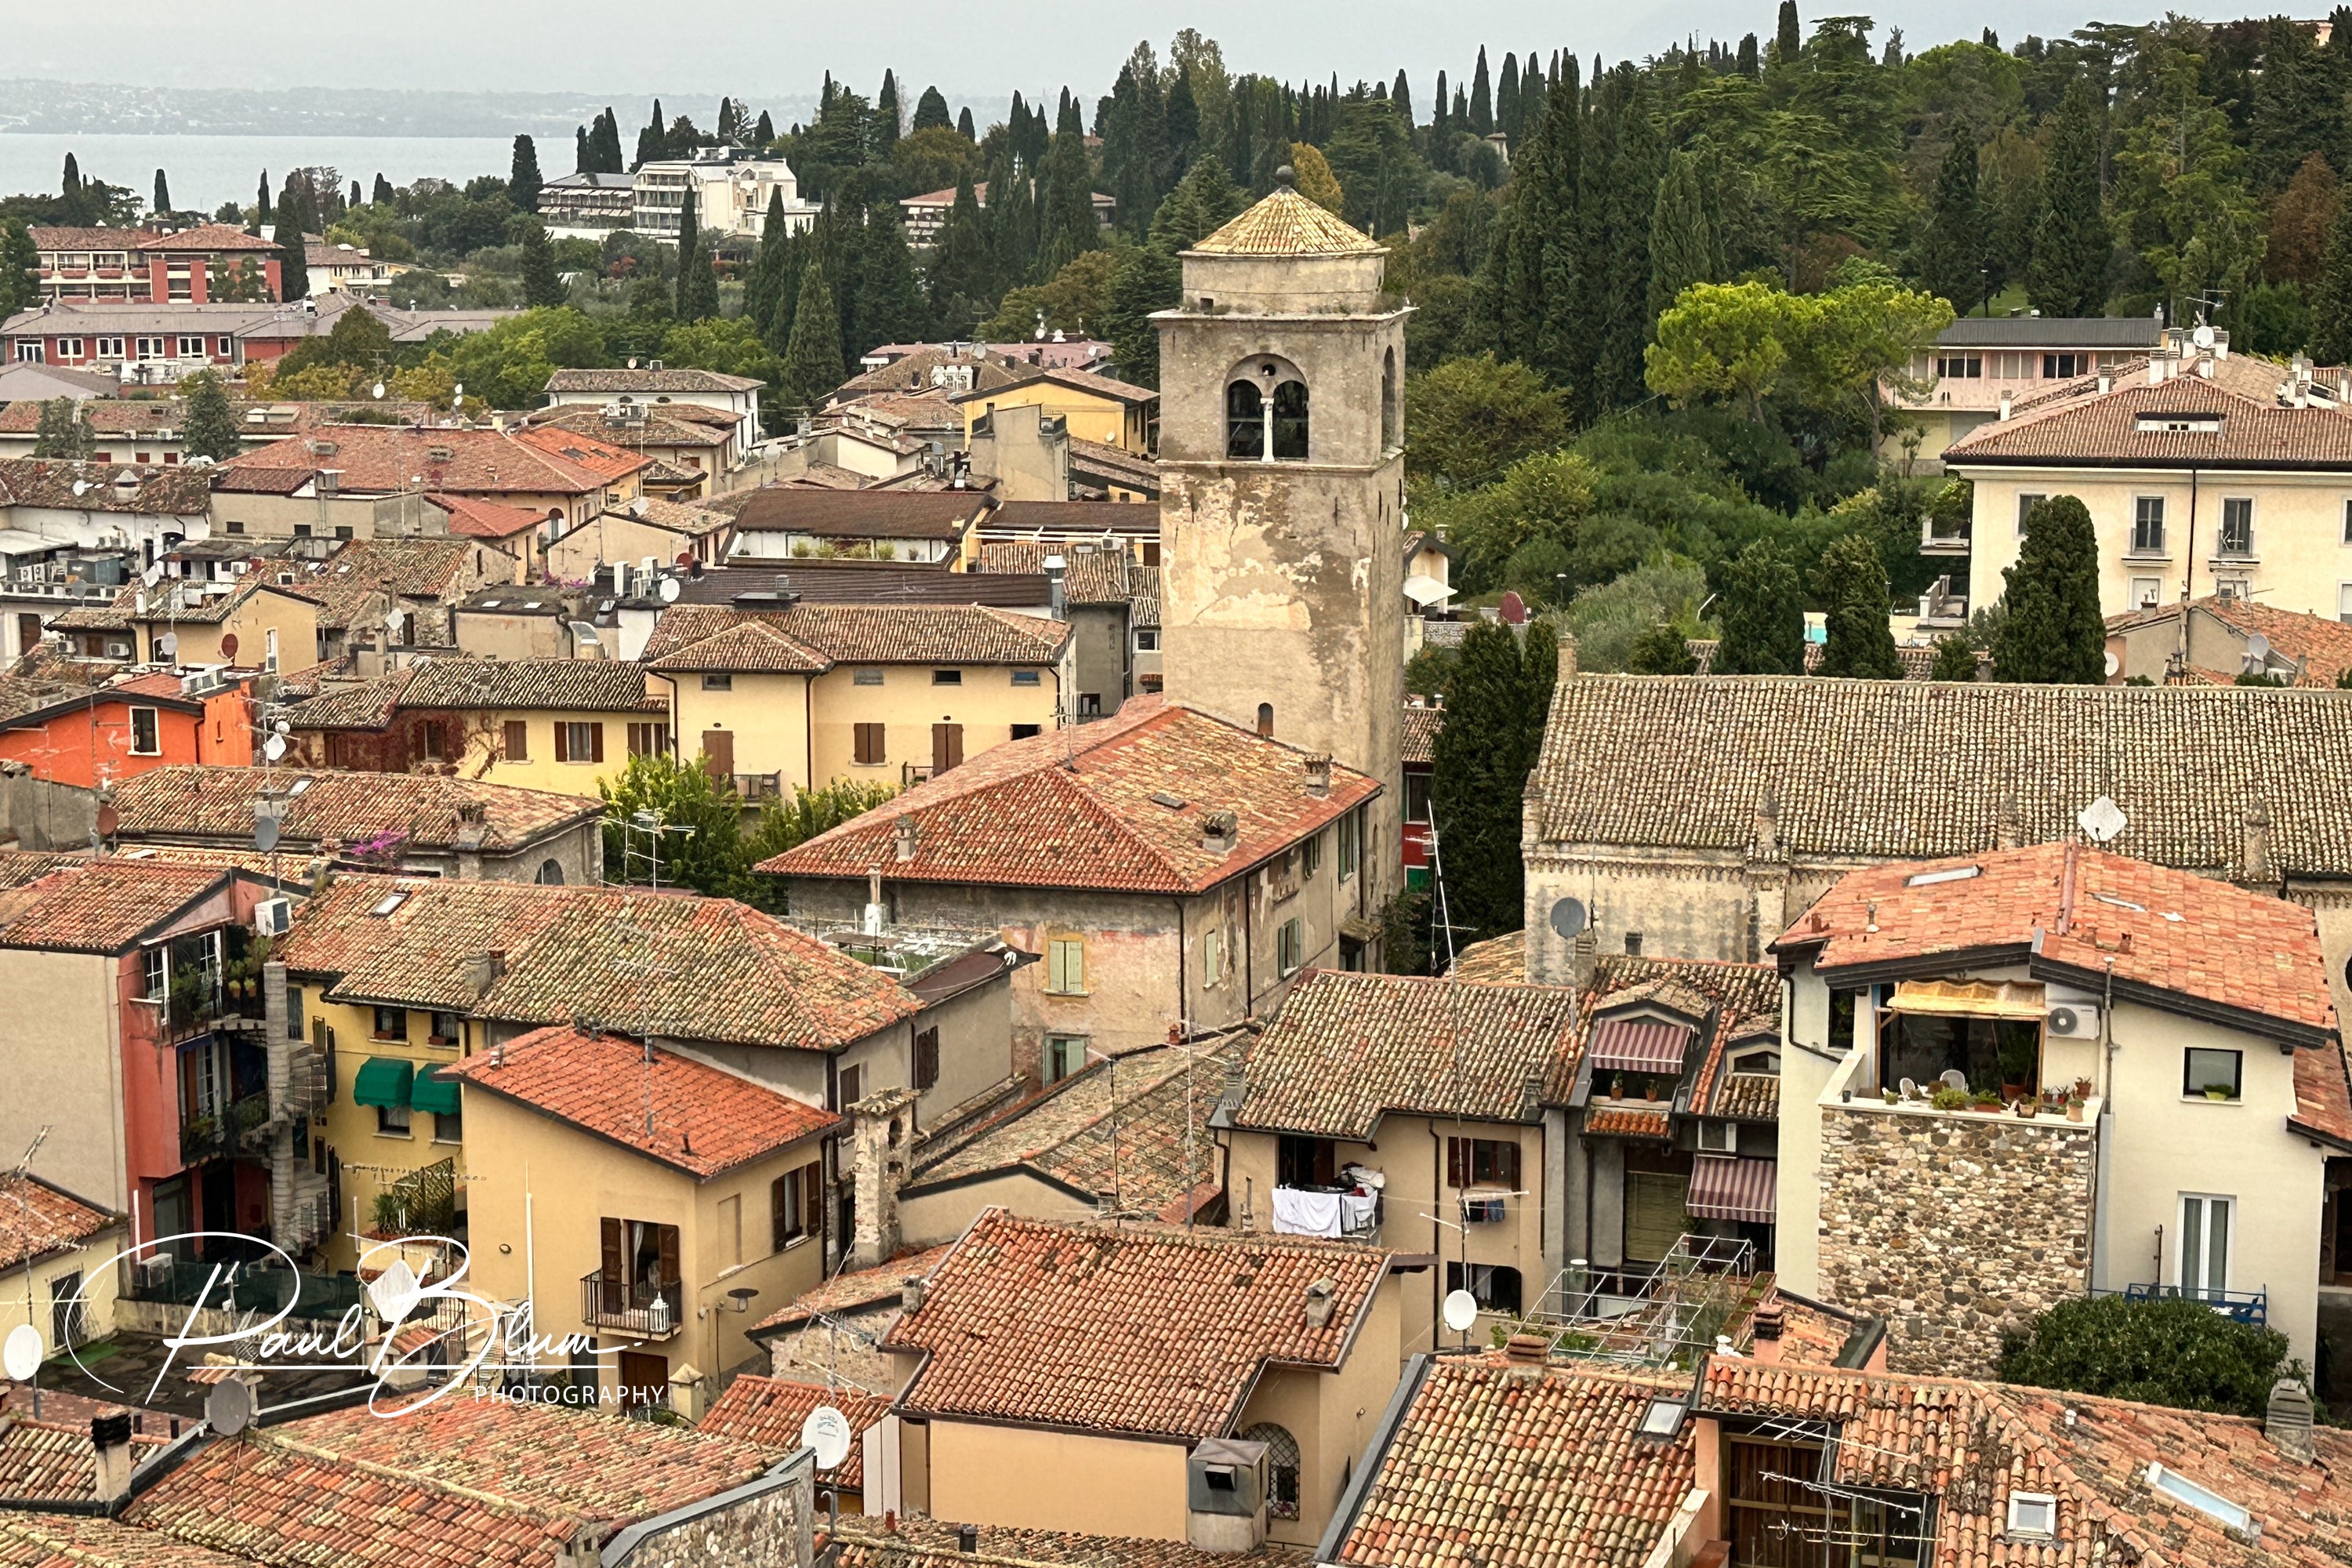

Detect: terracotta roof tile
[1775,842,2337,1036]
[427,492,551,539]
[401,657,661,713]
[949,365,1157,408]
[223,424,640,497]
[829,1518,1312,1568]
[641,602,1068,672]
[1583,1106,1671,1138]
[699,1376,891,1486]
[510,424,650,483]
[1239,971,1576,1138]
[887,1210,1390,1439]
[751,1244,954,1334]
[1190,187,1384,257]
[0,859,229,953]
[1947,372,2352,468]
[1334,1358,1695,1568]
[527,402,739,449]
[0,459,208,516]
[0,1513,250,1568]
[728,488,991,538]
[1400,704,1441,766]
[111,765,595,856]
[310,536,481,601]
[546,367,764,394]
[765,699,1377,895]
[0,1172,115,1272]
[138,224,277,253]
[0,1421,162,1504]
[2109,596,2352,687]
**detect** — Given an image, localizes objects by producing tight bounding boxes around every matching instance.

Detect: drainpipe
[803,675,813,795]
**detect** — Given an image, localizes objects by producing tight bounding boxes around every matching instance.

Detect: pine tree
[180,371,240,463]
[31,398,95,461]
[1103,245,1181,387]
[1469,48,1494,136]
[1497,53,1523,143]
[928,172,994,332]
[519,222,564,307]
[1772,1,1802,67]
[1915,132,1984,310]
[1992,495,2107,683]
[1813,532,1903,679]
[1429,619,1554,946]
[778,260,845,408]
[0,222,41,322]
[913,85,953,133]
[2251,16,2337,195]
[1648,149,1721,323]
[2313,191,2352,364]
[675,187,719,320]
[372,173,395,206]
[1715,539,1806,673]
[2027,74,2111,318]
[509,134,543,211]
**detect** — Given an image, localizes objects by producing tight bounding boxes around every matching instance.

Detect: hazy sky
[9,0,2332,104]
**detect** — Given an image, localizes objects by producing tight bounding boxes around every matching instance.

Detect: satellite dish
[1442,1290,1480,1334]
[2103,650,2120,678]
[255,811,281,852]
[1548,897,1588,939]
[2246,632,2271,662]
[2192,323,2216,350]
[800,1404,854,1471]
[155,633,177,658]
[387,608,408,637]
[204,1376,253,1437]
[70,481,87,498]
[1,1323,42,1382]
[2078,794,2129,844]
[263,735,287,764]
[220,633,238,660]
[372,381,386,400]
[658,576,681,604]
[451,382,464,401]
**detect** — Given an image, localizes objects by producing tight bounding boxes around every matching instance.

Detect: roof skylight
[1904,865,1980,887]
[2147,1462,2253,1535]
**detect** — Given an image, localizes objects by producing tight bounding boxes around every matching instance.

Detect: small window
[1624,931,1644,956]
[373,1007,407,1040]
[433,1107,463,1144]
[1338,809,1359,880]
[837,1063,862,1108]
[2220,496,2254,557]
[701,673,732,691]
[429,1012,462,1045]
[555,721,604,764]
[1011,669,1041,687]
[2134,576,2165,611]
[1445,1261,1523,1313]
[2147,1462,2254,1533]
[1011,723,1041,740]
[2184,1047,2242,1102]
[1134,629,1160,652]
[852,668,884,686]
[2007,1493,2056,1539]
[1044,1033,1089,1083]
[1202,926,1223,985]
[2133,496,2166,554]
[129,706,160,756]
[1046,936,1086,994]
[1277,916,1304,975]
[502,720,529,762]
[626,722,669,757]
[772,1162,820,1248]
[2016,493,2045,536]
[2341,499,2352,546]
[377,1102,412,1135]
[853,722,887,766]
[1226,380,1265,459]
[1639,1397,1686,1437]
[1301,836,1322,878]
[932,668,962,686]
[141,947,167,1000]
[1730,1048,1780,1074]
[1697,1122,1735,1152]
[914,1026,940,1091]
[1446,1137,1521,1189]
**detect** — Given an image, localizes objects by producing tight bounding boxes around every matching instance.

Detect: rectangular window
[1936,354,1984,379]
[1301,836,1322,878]
[1134,630,1160,651]
[502,720,529,762]
[931,721,964,772]
[2133,576,2165,611]
[554,721,604,763]
[429,1013,463,1046]
[1403,771,1432,825]
[853,722,886,765]
[2043,352,2087,379]
[2179,1193,2234,1300]
[2184,1047,2242,1101]
[852,668,884,686]
[433,1108,462,1144]
[914,1026,940,1091]
[1202,927,1223,985]
[2016,492,2046,536]
[2132,496,2166,554]
[771,1163,821,1248]
[373,1007,407,1040]
[700,673,732,691]
[1444,1261,1523,1313]
[176,335,203,358]
[1046,937,1086,994]
[216,336,233,357]
[2343,499,2352,545]
[96,337,122,358]
[129,706,160,756]
[55,338,82,360]
[1011,670,1041,687]
[1276,916,1304,975]
[1338,810,1361,880]
[1011,723,1040,740]
[142,947,167,1000]
[837,1063,862,1109]
[719,1194,743,1267]
[931,668,962,685]
[2220,497,2253,557]
[377,1102,412,1135]
[626,722,669,757]
[1044,1034,1090,1083]
[1446,1137,1522,1189]
[1697,1122,1736,1152]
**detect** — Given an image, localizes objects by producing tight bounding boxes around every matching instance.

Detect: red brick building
[31,226,284,305]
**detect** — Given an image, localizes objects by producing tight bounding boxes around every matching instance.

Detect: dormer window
[2008,1493,2057,1538]
[2135,411,2222,433]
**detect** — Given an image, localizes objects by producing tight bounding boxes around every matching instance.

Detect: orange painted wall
[0,699,203,788]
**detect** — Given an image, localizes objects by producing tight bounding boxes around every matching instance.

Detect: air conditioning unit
[254,897,293,938]
[134,1254,175,1292]
[2046,995,2102,1039]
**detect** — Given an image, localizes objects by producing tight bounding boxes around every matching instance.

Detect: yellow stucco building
[951,367,1157,454]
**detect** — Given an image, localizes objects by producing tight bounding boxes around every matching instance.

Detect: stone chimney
[1200,810,1239,855]
[1503,1333,1549,1372]
[2149,358,2168,387]
[1995,793,2022,851]
[2243,797,2274,884]
[1750,1299,1786,1365]
[848,1085,919,1269]
[1753,789,1780,859]
[91,1412,134,1505]
[1302,753,1331,797]
[1302,1278,1338,1330]
[893,815,918,864]
[452,798,488,880]
[1555,626,1579,684]
[901,1274,929,1316]
[1569,927,1599,992]
[466,950,505,1000]
[2268,1377,2316,1461]
[1998,390,2013,421]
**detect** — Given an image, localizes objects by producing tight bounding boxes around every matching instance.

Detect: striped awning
[1687,1156,1777,1224]
[1589,1018,1691,1075]
[1887,978,2045,1019]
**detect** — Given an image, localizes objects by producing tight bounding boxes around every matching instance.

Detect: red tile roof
[448,1025,839,1178]
[1334,1357,1694,1568]
[223,424,641,498]
[641,602,1068,672]
[1775,841,2338,1039]
[426,492,551,539]
[124,1395,777,1566]
[727,488,992,539]
[949,365,1158,407]
[1947,368,2352,469]
[1583,1106,1671,1138]
[0,859,230,953]
[0,1172,116,1271]
[886,1209,1390,1441]
[828,1518,1312,1568]
[111,765,596,856]
[139,225,277,253]
[0,1420,163,1504]
[751,1243,954,1334]
[764,698,1379,895]
[0,1514,251,1568]
[510,423,649,483]
[699,1376,892,1487]
[2107,596,2352,688]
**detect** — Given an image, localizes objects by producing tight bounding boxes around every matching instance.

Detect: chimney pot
[2268,1377,2317,1461]
[1998,390,2013,421]
[1303,753,1331,796]
[1569,927,1599,992]
[1302,1277,1338,1330]
[91,1412,134,1504]
[894,815,918,863]
[901,1275,928,1316]
[1503,1333,1549,1367]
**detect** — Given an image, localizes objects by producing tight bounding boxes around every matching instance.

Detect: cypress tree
[372,173,395,206]
[278,230,309,301]
[778,260,845,408]
[591,110,624,174]
[0,222,42,322]
[1737,34,1760,78]
[59,154,85,225]
[575,125,591,174]
[755,109,775,145]
[1773,1,1802,66]
[1469,48,1494,136]
[876,71,902,151]
[1715,540,1807,674]
[1392,71,1414,128]
[509,134,543,211]
[348,179,361,211]
[1813,532,1903,679]
[1434,71,1450,135]
[745,190,794,331]
[761,233,806,359]
[853,205,927,355]
[1930,634,1980,681]
[519,221,564,307]
[2313,191,2352,365]
[636,100,666,169]
[1992,495,2107,683]
[1521,53,1546,135]
[1648,148,1720,323]
[152,169,170,216]
[1103,244,1181,387]
[676,187,720,320]
[1628,622,1700,674]
[1497,53,1522,143]
[913,85,953,133]
[2027,74,2111,317]
[1429,619,1553,946]
[958,107,977,141]
[928,172,993,332]
[1914,131,1984,310]
[1036,102,1102,277]
[180,371,240,463]
[257,171,272,225]
[1588,73,1663,416]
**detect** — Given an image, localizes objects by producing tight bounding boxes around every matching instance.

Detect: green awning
[353,1058,414,1109]
[408,1068,460,1118]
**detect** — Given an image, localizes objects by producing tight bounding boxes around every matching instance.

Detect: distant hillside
[0,81,817,139]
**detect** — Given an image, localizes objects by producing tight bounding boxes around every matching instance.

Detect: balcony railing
[731,771,783,803]
[180,1092,268,1167]
[1919,517,1972,555]
[125,1254,363,1323]
[581,1271,684,1338]
[2111,1282,2268,1326]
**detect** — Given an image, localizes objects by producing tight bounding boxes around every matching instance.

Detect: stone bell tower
[1154,174,1408,917]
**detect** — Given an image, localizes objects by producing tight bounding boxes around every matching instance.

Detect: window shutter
[554,724,570,764]
[600,1217,622,1285]
[590,723,605,763]
[804,1163,823,1244]
[1047,941,1066,993]
[771,1174,789,1251]
[1446,1138,1468,1189]
[916,1028,939,1090]
[503,720,528,761]
[1499,1140,1522,1190]
[656,1223,680,1286]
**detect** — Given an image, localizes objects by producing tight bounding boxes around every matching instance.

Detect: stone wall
[1816,1102,2096,1377]
[612,1463,815,1568]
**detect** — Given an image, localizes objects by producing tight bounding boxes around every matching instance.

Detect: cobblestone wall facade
[1817,1104,2096,1377]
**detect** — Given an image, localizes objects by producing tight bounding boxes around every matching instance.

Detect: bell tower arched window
[1227,357,1308,463]
[1271,380,1308,459]
[1381,347,1399,451]
[1225,381,1265,459]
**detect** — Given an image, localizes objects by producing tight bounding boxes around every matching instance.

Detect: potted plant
[2013,1097,2038,1118]
[1882,1088,1900,1104]
[1930,1086,1972,1112]
[1610,1074,1624,1100]
[2074,1076,2094,1100]
[2203,1084,2233,1102]
[1642,1079,1658,1102]
[2066,1092,2085,1122]
[1972,1091,2004,1113]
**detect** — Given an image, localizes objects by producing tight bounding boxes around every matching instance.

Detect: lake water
[0,133,525,213]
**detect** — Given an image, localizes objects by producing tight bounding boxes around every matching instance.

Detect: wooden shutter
[1624,1173,1691,1263]
[554,724,571,764]
[915,1027,939,1090]
[771,1174,790,1250]
[1446,1138,1468,1190]
[804,1164,823,1245]
[656,1222,681,1287]
[702,730,734,778]
[589,723,605,763]
[1497,1140,1521,1190]
[933,723,963,772]
[503,720,528,762]
[855,723,884,765]
[600,1216,622,1288]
